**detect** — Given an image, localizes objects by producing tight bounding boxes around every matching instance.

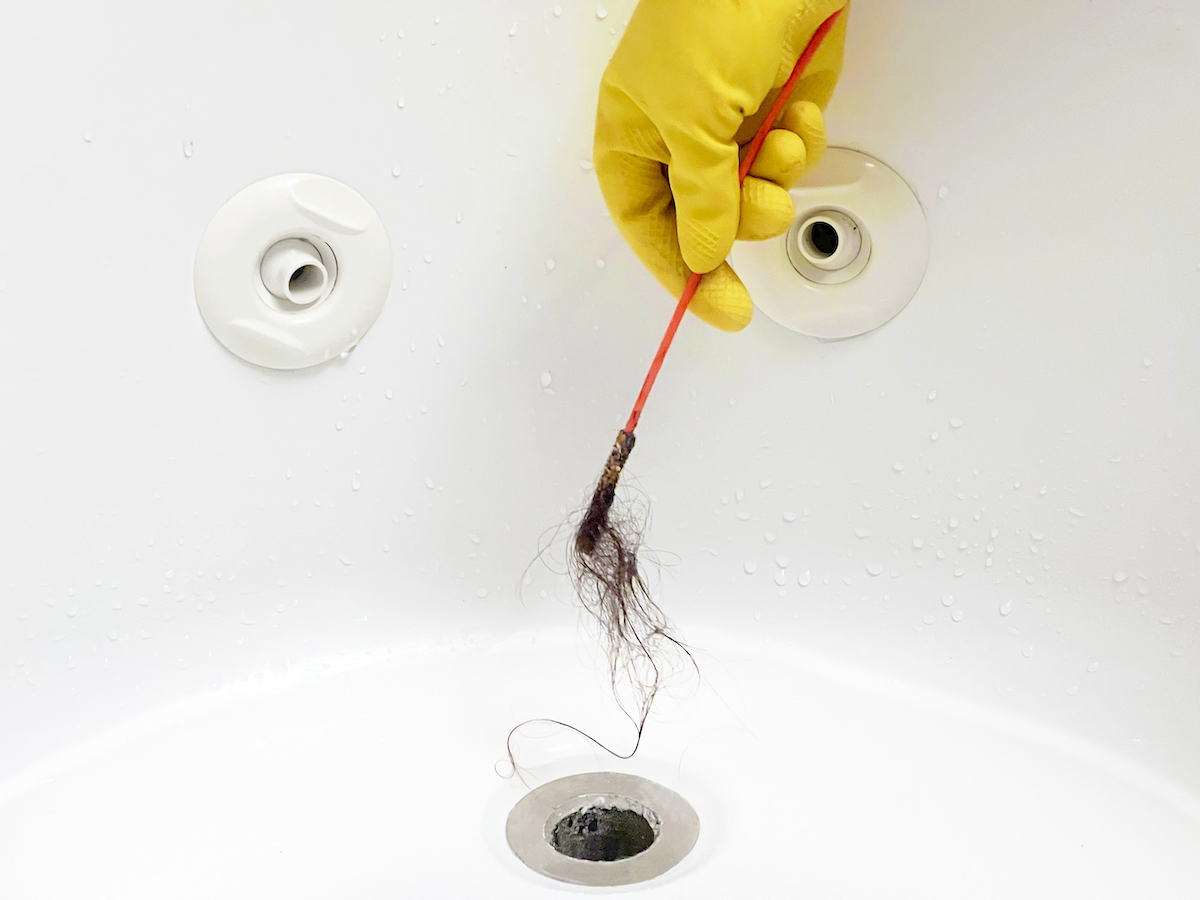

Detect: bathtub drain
[506,772,698,886]
[551,802,657,861]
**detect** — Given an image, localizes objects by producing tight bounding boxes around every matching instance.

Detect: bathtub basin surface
[1,627,1196,898]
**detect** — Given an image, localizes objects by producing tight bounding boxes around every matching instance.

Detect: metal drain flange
[506,772,699,886]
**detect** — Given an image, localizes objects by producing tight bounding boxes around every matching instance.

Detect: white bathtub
[2,0,1197,895]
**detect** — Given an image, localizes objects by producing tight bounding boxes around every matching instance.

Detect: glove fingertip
[688,264,753,332]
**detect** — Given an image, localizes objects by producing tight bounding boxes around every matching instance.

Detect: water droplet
[424,476,435,490]
[927,390,937,401]
[865,564,883,577]
[941,594,956,607]
[596,4,608,19]
[539,371,552,387]
[937,184,950,199]
[775,555,790,569]
[774,571,786,586]
[83,129,93,143]
[404,507,415,517]
[736,512,751,521]
[66,606,78,618]
[912,537,924,549]
[1086,660,1101,674]
[1069,507,1086,517]
[922,613,936,625]
[855,528,872,539]
[797,570,812,587]
[338,554,354,567]
[763,531,776,544]
[1113,570,1127,583]
[931,431,939,442]
[554,3,562,16]
[783,511,798,523]
[1031,531,1045,542]
[999,599,1013,616]
[951,610,964,622]
[1021,643,1035,658]
[892,462,905,473]
[950,417,963,428]
[545,258,556,271]
[397,96,406,108]
[182,139,194,158]
[477,587,489,598]
[508,22,518,35]
[335,421,344,431]
[1143,358,1153,367]
[351,476,361,491]
[743,559,758,575]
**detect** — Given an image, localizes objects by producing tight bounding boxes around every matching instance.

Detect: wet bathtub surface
[2,627,1197,898]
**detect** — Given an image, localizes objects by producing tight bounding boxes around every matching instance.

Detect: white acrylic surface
[1,629,1197,896]
[1,0,1198,893]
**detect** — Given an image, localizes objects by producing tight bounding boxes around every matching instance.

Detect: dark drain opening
[550,806,656,862]
[808,220,839,256]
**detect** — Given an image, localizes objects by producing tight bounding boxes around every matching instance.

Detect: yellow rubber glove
[594,0,847,332]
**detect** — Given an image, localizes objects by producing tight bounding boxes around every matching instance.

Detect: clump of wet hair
[569,430,690,732]
[504,431,695,776]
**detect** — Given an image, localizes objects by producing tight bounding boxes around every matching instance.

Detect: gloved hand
[594,0,847,332]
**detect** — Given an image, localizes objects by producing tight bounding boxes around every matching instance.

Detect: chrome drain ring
[505,772,700,886]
